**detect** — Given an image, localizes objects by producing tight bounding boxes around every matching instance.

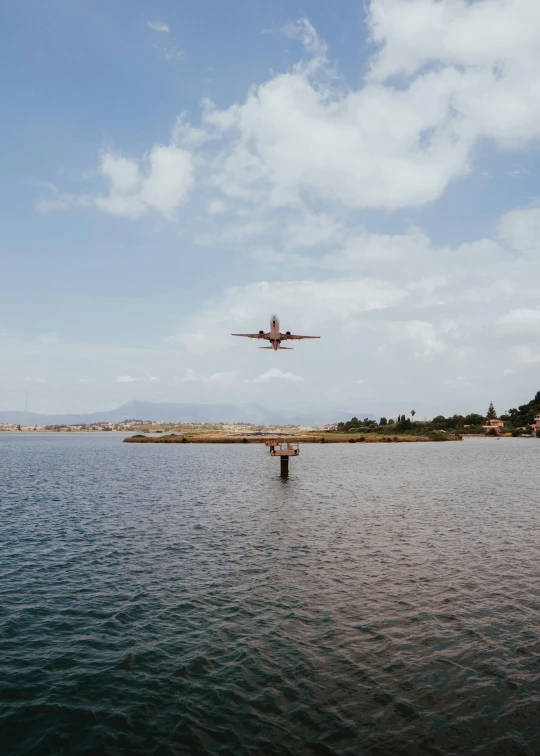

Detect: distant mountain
[0,401,376,427]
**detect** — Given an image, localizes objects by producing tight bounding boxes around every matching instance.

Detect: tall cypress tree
[486,401,497,420]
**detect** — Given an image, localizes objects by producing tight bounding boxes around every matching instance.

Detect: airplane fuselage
[231,315,319,349]
[269,313,281,350]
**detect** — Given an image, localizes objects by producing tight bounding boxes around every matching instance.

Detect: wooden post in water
[267,440,299,477]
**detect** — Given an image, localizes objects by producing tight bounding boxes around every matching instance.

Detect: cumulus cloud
[498,202,540,252]
[49,1,540,221]
[95,147,193,220]
[251,368,304,384]
[497,308,540,334]
[148,21,169,33]
[182,1,540,211]
[29,2,540,415]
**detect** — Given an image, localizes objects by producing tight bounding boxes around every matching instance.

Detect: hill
[0,401,377,427]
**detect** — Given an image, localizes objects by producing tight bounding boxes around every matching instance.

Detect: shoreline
[123,433,462,444]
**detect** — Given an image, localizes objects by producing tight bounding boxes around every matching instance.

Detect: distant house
[482,419,505,435]
[531,415,540,433]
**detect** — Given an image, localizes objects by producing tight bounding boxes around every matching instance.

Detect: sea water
[1,434,539,754]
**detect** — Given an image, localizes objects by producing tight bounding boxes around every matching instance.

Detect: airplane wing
[280,334,320,340]
[231,333,269,338]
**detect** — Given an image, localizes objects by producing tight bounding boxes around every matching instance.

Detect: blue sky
[2,0,540,418]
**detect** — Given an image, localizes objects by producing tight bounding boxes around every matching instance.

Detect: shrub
[349,438,357,443]
[536,429,540,438]
[241,437,248,443]
[182,436,188,443]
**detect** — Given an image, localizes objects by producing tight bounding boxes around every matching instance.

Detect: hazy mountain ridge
[0,401,376,427]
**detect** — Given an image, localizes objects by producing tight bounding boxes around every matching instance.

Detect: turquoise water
[1,434,539,754]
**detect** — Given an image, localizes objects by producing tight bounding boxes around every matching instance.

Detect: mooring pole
[280,455,289,477]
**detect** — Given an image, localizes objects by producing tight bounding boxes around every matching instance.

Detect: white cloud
[148,21,169,33]
[50,2,540,221]
[251,367,304,384]
[388,320,447,359]
[497,308,540,334]
[182,2,540,212]
[325,228,431,269]
[154,42,184,61]
[462,279,518,303]
[282,18,330,76]
[498,202,540,252]
[169,277,406,353]
[27,3,540,417]
[35,183,91,214]
[208,371,236,384]
[181,368,236,384]
[368,0,540,83]
[95,146,193,220]
[116,375,160,383]
[283,212,342,250]
[208,199,227,215]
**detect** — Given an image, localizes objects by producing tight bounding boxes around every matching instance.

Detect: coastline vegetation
[335,392,540,438]
[125,391,540,444]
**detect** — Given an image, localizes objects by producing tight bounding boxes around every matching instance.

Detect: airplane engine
[258,330,264,337]
[286,331,291,338]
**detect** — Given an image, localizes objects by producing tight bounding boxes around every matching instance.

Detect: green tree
[379,417,388,426]
[486,401,497,420]
[464,413,485,426]
[411,409,416,421]
[396,414,412,431]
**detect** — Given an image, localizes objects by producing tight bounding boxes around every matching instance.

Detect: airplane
[232,314,320,351]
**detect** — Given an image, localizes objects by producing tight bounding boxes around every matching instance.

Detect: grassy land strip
[124,431,458,444]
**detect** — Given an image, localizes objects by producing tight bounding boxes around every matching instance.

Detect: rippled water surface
[1,434,539,755]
